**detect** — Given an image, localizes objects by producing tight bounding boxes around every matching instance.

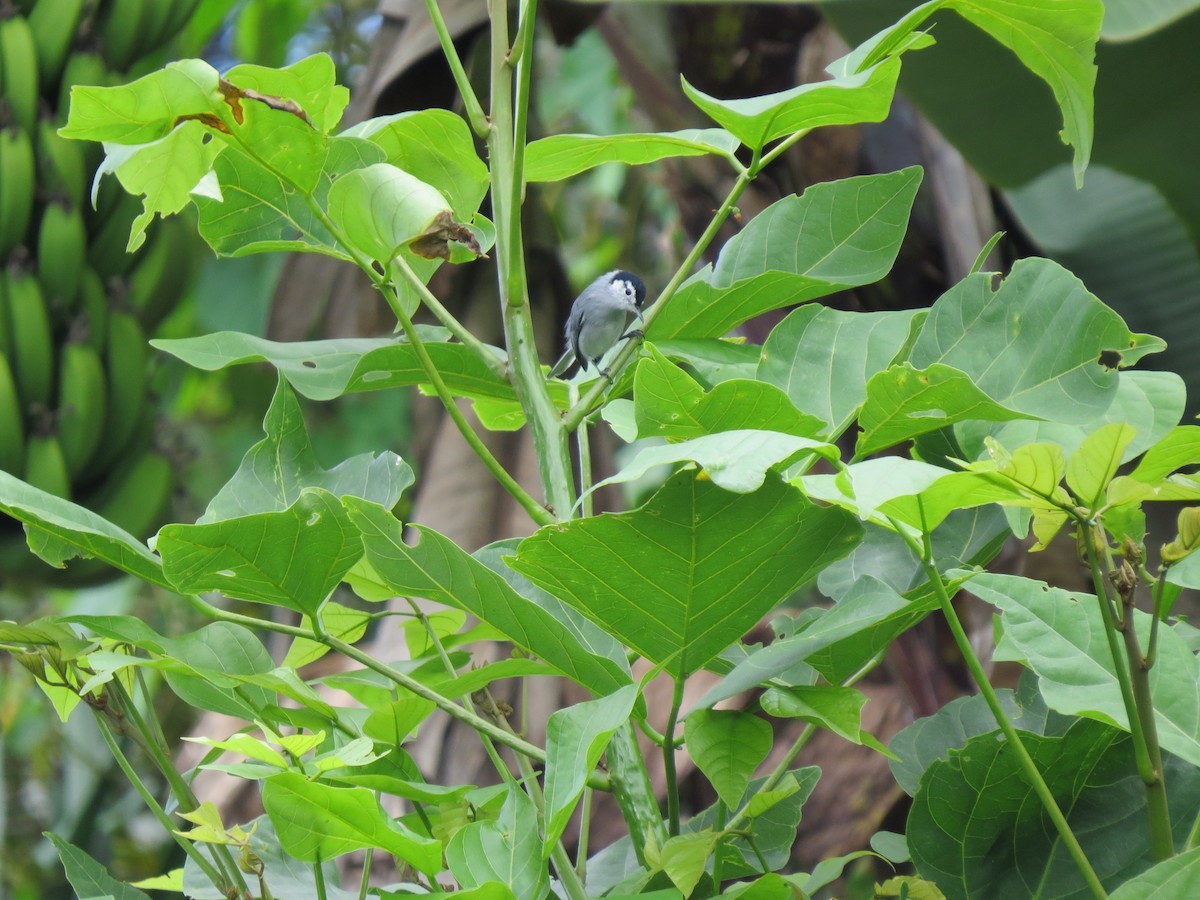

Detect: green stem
[314,854,328,900]
[575,786,593,883]
[423,0,489,136]
[182,594,610,789]
[573,384,595,519]
[606,722,668,867]
[378,276,554,527]
[562,167,753,431]
[1079,533,1155,784]
[1186,805,1200,852]
[1146,572,1167,667]
[486,0,576,520]
[95,715,230,893]
[663,677,685,836]
[895,513,1107,900]
[106,680,249,895]
[392,254,508,379]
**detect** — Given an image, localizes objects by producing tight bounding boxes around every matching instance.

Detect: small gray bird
[549,270,647,378]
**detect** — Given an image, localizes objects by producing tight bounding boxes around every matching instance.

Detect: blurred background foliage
[3,0,1200,897]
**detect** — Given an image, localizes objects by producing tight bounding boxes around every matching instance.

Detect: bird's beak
[630,302,645,321]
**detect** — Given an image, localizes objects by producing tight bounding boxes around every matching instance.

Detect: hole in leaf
[1098,350,1122,370]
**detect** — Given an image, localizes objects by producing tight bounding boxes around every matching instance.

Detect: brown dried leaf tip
[409,209,485,260]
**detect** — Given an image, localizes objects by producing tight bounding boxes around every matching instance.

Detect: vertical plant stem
[358,846,375,899]
[486,0,575,519]
[95,715,230,892]
[606,722,668,867]
[313,854,328,900]
[422,0,488,135]
[575,786,593,882]
[894,513,1107,900]
[572,384,595,518]
[663,677,685,836]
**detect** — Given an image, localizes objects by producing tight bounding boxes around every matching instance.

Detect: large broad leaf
[343,499,632,696]
[857,362,1032,456]
[511,471,861,677]
[907,258,1164,424]
[1109,847,1200,899]
[326,162,461,264]
[827,0,1100,187]
[908,718,1200,899]
[200,376,412,522]
[699,574,912,707]
[222,54,349,134]
[194,136,383,258]
[153,328,516,403]
[681,56,900,150]
[345,110,487,218]
[47,833,153,900]
[633,347,824,440]
[961,571,1200,768]
[0,471,169,587]
[650,168,922,339]
[759,306,925,437]
[543,684,640,855]
[446,789,547,900]
[157,488,361,616]
[525,129,739,182]
[262,773,442,874]
[593,430,839,496]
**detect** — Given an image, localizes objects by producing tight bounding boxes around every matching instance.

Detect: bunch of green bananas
[0,0,202,584]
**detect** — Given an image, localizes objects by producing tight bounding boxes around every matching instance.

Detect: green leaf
[512,471,861,677]
[888,689,1047,796]
[1109,846,1200,899]
[681,56,900,150]
[446,788,547,899]
[543,684,639,855]
[596,429,837,496]
[650,168,922,339]
[326,162,458,264]
[46,833,153,900]
[346,110,488,217]
[157,488,361,616]
[525,128,739,182]
[908,258,1163,423]
[96,121,221,251]
[634,347,823,440]
[200,377,412,522]
[1129,425,1200,484]
[943,0,1100,186]
[857,363,1032,456]
[223,53,349,134]
[759,306,925,437]
[153,330,516,403]
[364,695,436,744]
[659,831,718,897]
[61,59,224,144]
[262,772,442,873]
[343,499,632,696]
[908,719,1193,899]
[162,623,275,720]
[0,471,169,587]
[701,575,911,707]
[684,709,773,809]
[194,136,384,258]
[1064,422,1136,508]
[962,570,1200,768]
[760,684,867,744]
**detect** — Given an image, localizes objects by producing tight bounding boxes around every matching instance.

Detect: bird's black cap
[609,270,647,308]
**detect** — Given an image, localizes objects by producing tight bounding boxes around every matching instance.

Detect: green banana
[36,118,88,209]
[75,265,110,353]
[36,199,87,310]
[0,354,26,476]
[0,123,35,258]
[159,0,204,45]
[55,340,106,480]
[99,0,151,72]
[84,449,173,540]
[4,267,55,409]
[96,308,147,467]
[29,0,87,91]
[23,433,71,500]
[0,12,39,134]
